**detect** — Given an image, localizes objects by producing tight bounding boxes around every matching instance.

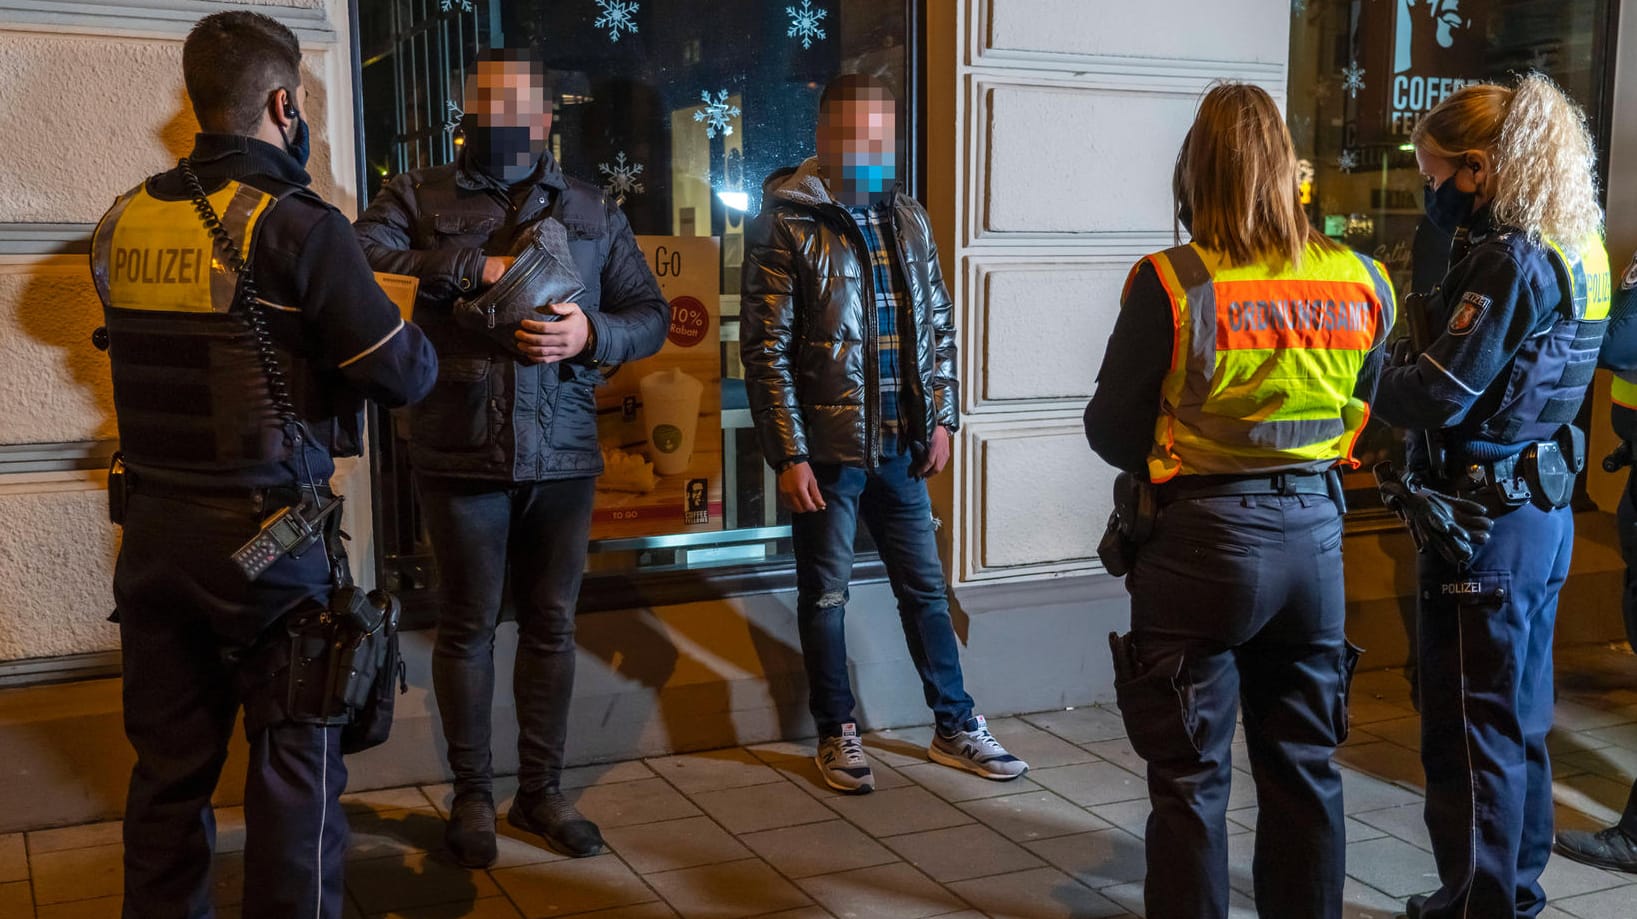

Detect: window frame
[349,0,930,625]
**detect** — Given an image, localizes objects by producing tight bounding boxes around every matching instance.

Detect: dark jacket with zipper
[354,150,669,482]
[740,158,959,469]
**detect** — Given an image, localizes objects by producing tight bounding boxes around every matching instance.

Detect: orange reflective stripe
[1213,279,1381,352]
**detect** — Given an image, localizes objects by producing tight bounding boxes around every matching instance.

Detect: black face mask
[1423,177,1476,235]
[280,114,310,168]
[462,115,545,184]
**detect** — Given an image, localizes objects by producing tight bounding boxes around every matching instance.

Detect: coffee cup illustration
[640,368,704,476]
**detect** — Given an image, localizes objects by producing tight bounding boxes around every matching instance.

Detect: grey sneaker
[816,723,875,794]
[929,715,1029,780]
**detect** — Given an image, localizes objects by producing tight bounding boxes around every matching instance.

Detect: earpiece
[278,89,298,121]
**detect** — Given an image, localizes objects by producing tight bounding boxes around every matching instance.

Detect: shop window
[356,0,922,615]
[1287,0,1618,521]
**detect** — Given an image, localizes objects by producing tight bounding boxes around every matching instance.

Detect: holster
[1460,426,1582,514]
[1097,472,1156,577]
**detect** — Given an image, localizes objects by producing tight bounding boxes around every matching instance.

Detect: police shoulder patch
[1447,291,1492,336]
[1622,251,1637,291]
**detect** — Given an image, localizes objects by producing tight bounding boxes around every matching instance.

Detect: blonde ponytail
[1414,73,1603,254]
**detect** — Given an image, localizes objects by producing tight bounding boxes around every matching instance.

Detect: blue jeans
[791,444,976,738]
[417,475,596,797]
[1416,501,1572,919]
[1122,494,1353,919]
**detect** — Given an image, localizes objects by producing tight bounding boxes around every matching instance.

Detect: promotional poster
[590,235,723,540]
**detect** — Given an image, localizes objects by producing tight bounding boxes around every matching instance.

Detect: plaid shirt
[849,202,906,443]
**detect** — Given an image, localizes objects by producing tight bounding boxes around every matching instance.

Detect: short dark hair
[183,12,302,135]
[819,73,896,118]
[471,47,543,72]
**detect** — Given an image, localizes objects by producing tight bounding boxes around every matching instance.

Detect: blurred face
[467,60,552,140]
[816,89,897,206]
[462,59,552,182]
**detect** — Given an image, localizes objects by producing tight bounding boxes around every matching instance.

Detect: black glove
[1374,462,1494,566]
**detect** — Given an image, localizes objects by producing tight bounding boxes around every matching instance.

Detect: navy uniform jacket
[1374,208,1591,463]
[135,134,438,488]
[1602,249,1637,442]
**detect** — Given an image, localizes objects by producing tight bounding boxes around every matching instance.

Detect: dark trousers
[1619,467,1637,837]
[417,475,596,796]
[1416,501,1572,919]
[116,494,347,919]
[791,445,976,738]
[1121,494,1353,919]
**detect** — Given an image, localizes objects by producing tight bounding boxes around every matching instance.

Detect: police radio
[230,494,342,581]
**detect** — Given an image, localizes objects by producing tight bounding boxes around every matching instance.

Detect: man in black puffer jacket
[741,74,1027,796]
[354,49,668,867]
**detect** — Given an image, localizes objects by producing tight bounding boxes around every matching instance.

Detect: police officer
[1371,75,1610,918]
[92,13,436,918]
[1085,84,1394,919]
[1552,251,1637,875]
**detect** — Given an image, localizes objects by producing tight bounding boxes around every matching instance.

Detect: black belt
[131,477,324,513]
[1157,470,1334,505]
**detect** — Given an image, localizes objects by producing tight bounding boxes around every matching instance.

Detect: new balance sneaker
[509,788,605,857]
[929,715,1029,780]
[444,791,498,868]
[816,723,875,794]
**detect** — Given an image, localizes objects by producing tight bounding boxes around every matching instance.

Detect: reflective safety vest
[1141,243,1396,483]
[1471,236,1611,447]
[90,180,294,470]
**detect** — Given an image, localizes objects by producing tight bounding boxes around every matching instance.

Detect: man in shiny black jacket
[354,50,668,866]
[741,74,1027,796]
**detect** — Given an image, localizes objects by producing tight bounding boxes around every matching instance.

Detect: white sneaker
[815,723,875,794]
[928,715,1030,780]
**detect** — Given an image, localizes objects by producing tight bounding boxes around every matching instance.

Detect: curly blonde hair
[1413,74,1603,254]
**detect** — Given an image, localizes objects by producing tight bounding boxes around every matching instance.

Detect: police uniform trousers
[1122,493,1355,919]
[1415,499,1572,918]
[115,491,348,919]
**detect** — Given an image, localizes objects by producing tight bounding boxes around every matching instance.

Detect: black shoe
[1555,826,1637,873]
[508,788,604,858]
[445,791,498,869]
[1400,894,1428,919]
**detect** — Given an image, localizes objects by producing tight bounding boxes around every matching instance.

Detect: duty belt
[130,475,324,514]
[1156,469,1335,505]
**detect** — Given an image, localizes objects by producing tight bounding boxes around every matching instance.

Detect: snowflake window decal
[599,151,646,201]
[443,99,464,140]
[439,0,473,12]
[594,0,639,43]
[1341,61,1366,99]
[693,90,742,139]
[787,0,828,49]
[1338,148,1361,173]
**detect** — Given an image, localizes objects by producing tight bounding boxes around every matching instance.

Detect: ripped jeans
[791,442,976,738]
[1119,493,1356,919]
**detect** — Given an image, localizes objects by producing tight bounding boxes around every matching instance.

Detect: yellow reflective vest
[1140,243,1396,483]
[91,180,291,469]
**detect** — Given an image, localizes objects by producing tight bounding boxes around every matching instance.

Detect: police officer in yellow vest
[1553,254,1637,875]
[1085,84,1394,919]
[90,13,436,918]
[1371,76,1609,919]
